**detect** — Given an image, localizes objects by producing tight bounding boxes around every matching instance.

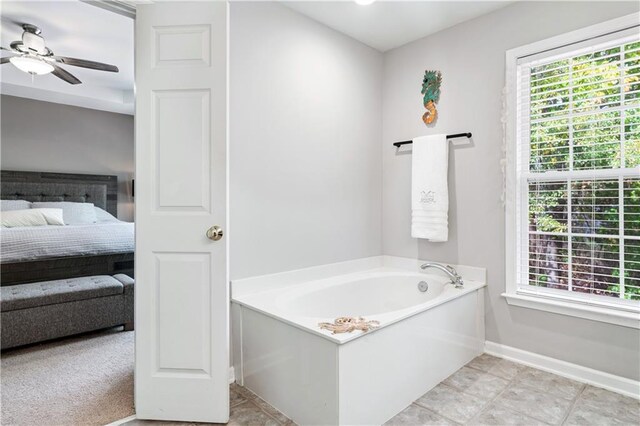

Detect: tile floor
[385,354,640,426]
[124,354,639,426]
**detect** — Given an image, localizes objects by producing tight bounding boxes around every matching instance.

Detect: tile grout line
[463,363,533,426]
[481,351,639,402]
[230,390,248,409]
[490,370,568,425]
[395,356,617,426]
[466,357,532,382]
[409,358,515,425]
[231,385,292,425]
[565,383,639,414]
[559,383,587,426]
[254,394,296,425]
[467,359,584,425]
[413,361,522,425]
[410,401,463,425]
[469,359,589,425]
[248,398,286,425]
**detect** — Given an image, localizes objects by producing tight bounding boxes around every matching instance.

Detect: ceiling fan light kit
[1,23,119,85]
[9,55,54,75]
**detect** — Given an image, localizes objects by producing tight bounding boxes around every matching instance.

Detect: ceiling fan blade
[51,64,81,85]
[53,56,118,72]
[1,57,11,64]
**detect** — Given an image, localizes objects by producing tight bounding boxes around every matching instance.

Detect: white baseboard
[484,341,640,400]
[229,366,236,384]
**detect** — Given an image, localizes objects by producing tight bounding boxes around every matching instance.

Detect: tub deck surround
[233,267,486,344]
[231,256,487,425]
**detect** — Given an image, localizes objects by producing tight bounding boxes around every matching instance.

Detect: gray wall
[382,1,640,380]
[230,2,383,280]
[1,95,134,221]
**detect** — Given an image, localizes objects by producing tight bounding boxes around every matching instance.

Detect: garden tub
[231,256,486,425]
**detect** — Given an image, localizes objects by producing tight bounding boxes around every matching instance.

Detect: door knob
[206,225,224,241]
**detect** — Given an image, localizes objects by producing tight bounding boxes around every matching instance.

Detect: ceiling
[0,1,514,114]
[0,0,134,115]
[281,0,515,52]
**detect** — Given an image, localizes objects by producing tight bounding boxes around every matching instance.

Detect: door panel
[153,25,211,67]
[135,1,228,422]
[155,252,211,373]
[153,89,211,211]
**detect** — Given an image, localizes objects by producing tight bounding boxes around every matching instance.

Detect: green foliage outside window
[528,40,640,300]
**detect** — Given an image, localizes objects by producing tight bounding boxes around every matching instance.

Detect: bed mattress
[0,222,134,263]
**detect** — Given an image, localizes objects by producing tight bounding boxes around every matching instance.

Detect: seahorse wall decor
[422,70,442,125]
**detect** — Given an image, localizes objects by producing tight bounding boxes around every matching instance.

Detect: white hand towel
[411,134,449,241]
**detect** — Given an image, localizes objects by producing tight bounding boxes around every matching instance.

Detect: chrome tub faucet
[420,263,464,289]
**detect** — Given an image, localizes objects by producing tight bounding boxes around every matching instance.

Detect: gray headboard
[1,170,118,216]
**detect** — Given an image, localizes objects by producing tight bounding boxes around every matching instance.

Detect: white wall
[1,95,134,221]
[230,2,383,280]
[382,1,640,380]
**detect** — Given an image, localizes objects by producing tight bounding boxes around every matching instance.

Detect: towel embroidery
[420,190,436,204]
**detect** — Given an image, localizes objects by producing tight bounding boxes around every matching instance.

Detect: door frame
[96,0,231,423]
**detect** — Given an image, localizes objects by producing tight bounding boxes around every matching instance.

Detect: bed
[1,171,134,285]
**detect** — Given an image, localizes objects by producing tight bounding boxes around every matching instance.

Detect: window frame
[504,13,640,329]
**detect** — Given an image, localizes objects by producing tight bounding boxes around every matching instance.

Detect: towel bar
[392,132,472,148]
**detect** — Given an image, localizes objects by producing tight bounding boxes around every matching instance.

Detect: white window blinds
[515,29,640,309]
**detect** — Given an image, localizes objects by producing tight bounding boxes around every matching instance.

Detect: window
[505,14,640,328]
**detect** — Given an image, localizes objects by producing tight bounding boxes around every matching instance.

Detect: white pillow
[31,202,97,225]
[1,200,32,211]
[94,206,120,223]
[1,208,65,228]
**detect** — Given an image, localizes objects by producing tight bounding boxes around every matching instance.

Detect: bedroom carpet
[1,327,134,426]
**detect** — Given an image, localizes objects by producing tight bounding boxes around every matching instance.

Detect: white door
[134,1,228,422]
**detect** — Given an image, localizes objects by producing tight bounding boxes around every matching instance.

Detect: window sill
[502,292,640,329]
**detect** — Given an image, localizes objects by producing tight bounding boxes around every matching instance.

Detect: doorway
[0,1,136,424]
[1,1,233,423]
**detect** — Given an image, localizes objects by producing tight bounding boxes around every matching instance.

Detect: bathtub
[231,256,486,425]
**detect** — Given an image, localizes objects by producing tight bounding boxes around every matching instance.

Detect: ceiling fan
[1,23,119,85]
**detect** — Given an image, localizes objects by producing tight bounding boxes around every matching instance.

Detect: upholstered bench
[1,274,134,349]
